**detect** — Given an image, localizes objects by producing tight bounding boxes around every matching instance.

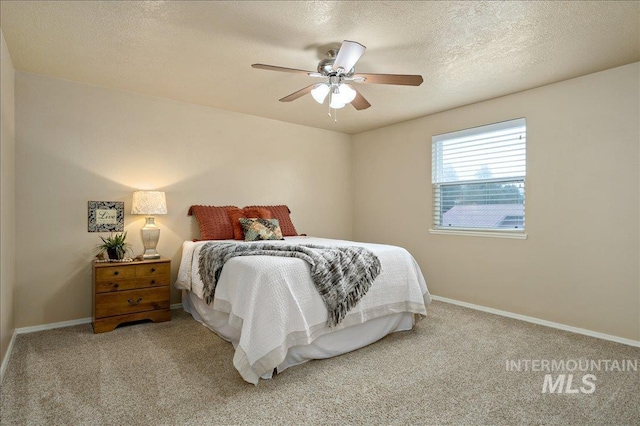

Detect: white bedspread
[176,236,431,384]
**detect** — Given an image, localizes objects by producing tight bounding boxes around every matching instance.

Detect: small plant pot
[107,248,122,260]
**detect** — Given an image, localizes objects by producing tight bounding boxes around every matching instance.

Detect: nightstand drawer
[95,266,136,281]
[94,275,170,293]
[95,287,170,318]
[135,263,170,277]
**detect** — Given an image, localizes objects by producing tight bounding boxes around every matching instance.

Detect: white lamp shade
[131,191,167,215]
[337,84,357,103]
[329,92,346,109]
[311,84,330,104]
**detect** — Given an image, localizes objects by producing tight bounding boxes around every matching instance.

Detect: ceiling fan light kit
[311,81,356,109]
[252,40,423,119]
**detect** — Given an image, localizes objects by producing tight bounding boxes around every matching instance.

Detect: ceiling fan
[252,40,423,112]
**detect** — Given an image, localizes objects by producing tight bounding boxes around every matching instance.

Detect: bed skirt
[182,290,416,381]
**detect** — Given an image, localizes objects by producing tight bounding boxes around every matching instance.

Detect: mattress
[176,236,431,384]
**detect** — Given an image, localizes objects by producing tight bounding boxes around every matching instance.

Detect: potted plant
[96,232,132,261]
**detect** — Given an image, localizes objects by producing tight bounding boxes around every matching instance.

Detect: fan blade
[252,64,315,75]
[353,73,423,86]
[351,88,371,110]
[333,40,366,74]
[279,84,316,102]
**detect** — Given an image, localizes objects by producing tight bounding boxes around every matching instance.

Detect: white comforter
[176,236,431,384]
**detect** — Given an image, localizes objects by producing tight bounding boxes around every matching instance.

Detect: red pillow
[188,205,237,240]
[245,205,298,237]
[227,207,272,240]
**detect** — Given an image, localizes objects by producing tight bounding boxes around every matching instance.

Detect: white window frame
[429,118,527,239]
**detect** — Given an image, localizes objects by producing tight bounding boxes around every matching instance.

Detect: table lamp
[131,191,167,259]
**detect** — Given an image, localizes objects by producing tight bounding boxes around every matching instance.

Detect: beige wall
[9,59,640,343]
[353,63,640,341]
[15,72,352,328]
[1,30,17,367]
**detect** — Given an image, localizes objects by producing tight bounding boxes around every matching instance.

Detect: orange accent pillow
[188,205,237,240]
[244,205,298,237]
[227,207,273,240]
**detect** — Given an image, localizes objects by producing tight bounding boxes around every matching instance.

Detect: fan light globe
[337,84,356,103]
[311,84,330,104]
[329,92,346,109]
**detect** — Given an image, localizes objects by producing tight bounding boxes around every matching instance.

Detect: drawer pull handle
[113,271,119,276]
[127,297,143,306]
[151,268,156,273]
[113,283,119,288]
[151,279,156,285]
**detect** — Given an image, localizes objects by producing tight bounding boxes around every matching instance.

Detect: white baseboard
[0,330,17,384]
[15,317,92,335]
[430,295,640,348]
[15,303,183,335]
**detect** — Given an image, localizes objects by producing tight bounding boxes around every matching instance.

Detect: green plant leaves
[96,231,132,258]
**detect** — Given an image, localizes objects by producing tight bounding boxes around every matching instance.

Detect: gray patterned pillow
[239,218,284,241]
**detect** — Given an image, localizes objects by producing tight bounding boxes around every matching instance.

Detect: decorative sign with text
[88,201,124,232]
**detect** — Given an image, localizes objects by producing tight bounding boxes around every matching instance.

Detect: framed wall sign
[88,201,124,232]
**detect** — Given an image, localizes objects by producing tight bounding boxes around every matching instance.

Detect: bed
[176,235,431,384]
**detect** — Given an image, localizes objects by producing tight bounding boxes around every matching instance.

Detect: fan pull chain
[326,103,338,123]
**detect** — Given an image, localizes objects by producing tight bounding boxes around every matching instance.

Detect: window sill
[428,228,528,240]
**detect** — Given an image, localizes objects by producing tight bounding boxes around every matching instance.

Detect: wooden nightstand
[92,257,171,333]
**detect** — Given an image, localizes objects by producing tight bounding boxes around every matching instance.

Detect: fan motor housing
[317,57,335,75]
[317,49,355,76]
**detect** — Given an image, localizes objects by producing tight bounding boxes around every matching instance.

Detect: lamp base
[140,216,161,259]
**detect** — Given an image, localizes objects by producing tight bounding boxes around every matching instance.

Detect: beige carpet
[1,301,638,425]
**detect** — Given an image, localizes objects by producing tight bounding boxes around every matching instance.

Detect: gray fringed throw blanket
[198,242,381,326]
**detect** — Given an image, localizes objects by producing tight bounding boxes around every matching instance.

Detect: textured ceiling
[1,1,639,134]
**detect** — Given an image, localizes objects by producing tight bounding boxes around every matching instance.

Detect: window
[431,118,526,236]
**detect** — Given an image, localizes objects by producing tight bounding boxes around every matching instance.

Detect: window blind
[432,118,526,232]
